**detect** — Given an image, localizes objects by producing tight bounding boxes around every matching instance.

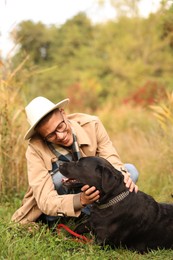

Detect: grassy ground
[0,188,173,259]
[0,204,173,260]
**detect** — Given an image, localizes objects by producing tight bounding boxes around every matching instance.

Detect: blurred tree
[161,2,173,50]
[10,2,173,108]
[13,20,57,64]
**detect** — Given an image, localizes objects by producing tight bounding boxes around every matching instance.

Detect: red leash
[57,223,92,243]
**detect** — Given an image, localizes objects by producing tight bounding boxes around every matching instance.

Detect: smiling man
[12,96,139,226]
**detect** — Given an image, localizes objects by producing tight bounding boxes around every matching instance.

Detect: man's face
[37,109,73,146]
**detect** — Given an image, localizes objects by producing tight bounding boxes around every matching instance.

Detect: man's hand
[80,185,100,206]
[122,172,138,193]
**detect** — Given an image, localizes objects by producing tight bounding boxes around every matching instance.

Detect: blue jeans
[124,163,139,183]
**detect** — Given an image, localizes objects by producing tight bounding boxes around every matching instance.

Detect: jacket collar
[68,119,91,147]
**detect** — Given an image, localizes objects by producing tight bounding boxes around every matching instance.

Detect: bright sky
[0,0,162,57]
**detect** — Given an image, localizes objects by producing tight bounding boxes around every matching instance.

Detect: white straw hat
[24,96,69,140]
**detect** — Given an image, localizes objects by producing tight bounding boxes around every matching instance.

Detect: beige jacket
[12,113,125,224]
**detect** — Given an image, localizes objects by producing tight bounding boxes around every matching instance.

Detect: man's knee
[124,163,139,183]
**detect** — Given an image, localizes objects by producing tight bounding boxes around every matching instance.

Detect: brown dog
[59,156,173,253]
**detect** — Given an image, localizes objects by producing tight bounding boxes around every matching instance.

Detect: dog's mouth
[62,178,102,204]
[62,178,84,189]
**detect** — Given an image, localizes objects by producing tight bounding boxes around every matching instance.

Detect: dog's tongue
[62,178,70,183]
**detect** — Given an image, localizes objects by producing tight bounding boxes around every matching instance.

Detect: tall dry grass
[0,59,28,198]
[98,102,173,202]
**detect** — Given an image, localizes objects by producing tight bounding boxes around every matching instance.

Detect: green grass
[0,200,173,260]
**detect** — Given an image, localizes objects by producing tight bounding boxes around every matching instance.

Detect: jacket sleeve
[26,143,81,217]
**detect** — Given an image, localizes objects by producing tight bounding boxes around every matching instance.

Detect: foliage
[8,3,173,107]
[14,20,57,63]
[123,81,167,107]
[161,2,173,50]
[67,80,102,113]
[150,91,173,130]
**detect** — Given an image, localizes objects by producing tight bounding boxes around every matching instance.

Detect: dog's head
[59,156,125,199]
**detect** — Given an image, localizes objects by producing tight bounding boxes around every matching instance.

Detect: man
[12,96,139,225]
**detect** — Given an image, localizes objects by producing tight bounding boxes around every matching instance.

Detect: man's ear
[60,108,65,115]
[100,166,122,194]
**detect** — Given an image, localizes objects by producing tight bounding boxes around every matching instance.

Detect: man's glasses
[44,113,67,142]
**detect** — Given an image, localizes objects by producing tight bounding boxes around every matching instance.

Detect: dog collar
[96,190,130,209]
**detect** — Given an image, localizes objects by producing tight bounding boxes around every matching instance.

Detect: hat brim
[24,98,69,140]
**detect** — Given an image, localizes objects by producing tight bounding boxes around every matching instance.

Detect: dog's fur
[59,156,173,253]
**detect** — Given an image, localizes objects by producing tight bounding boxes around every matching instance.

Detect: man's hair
[35,108,60,130]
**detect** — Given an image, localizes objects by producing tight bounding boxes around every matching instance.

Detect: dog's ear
[99,165,123,194]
